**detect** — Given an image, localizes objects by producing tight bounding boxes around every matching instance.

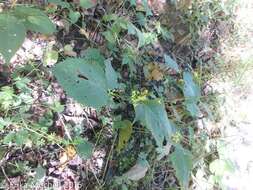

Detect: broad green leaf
[164,54,179,73]
[82,48,105,67]
[0,14,26,63]
[48,0,70,8]
[53,58,110,109]
[114,120,133,152]
[80,0,97,9]
[183,72,200,98]
[68,10,81,24]
[13,6,56,34]
[105,59,119,89]
[183,72,200,117]
[170,145,193,189]
[76,140,93,159]
[134,99,174,147]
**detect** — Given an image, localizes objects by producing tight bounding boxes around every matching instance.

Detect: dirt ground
[205,0,253,189]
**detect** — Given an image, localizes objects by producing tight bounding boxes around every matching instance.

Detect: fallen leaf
[123,155,149,181]
[79,28,89,38]
[150,68,163,81]
[59,151,68,171]
[146,63,164,81]
[58,145,77,171]
[64,44,77,57]
[43,49,58,66]
[65,145,77,160]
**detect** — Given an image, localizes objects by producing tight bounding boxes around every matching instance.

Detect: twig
[101,134,117,182]
[1,166,10,184]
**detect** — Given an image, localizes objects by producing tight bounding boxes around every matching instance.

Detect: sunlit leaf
[43,49,58,66]
[64,44,77,57]
[114,120,133,152]
[210,159,235,176]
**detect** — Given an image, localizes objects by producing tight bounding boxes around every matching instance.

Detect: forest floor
[0,0,252,189]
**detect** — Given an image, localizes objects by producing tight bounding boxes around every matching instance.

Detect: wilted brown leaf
[66,145,77,160]
[146,63,164,81]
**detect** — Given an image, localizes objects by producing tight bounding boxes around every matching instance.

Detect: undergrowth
[0,0,236,189]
